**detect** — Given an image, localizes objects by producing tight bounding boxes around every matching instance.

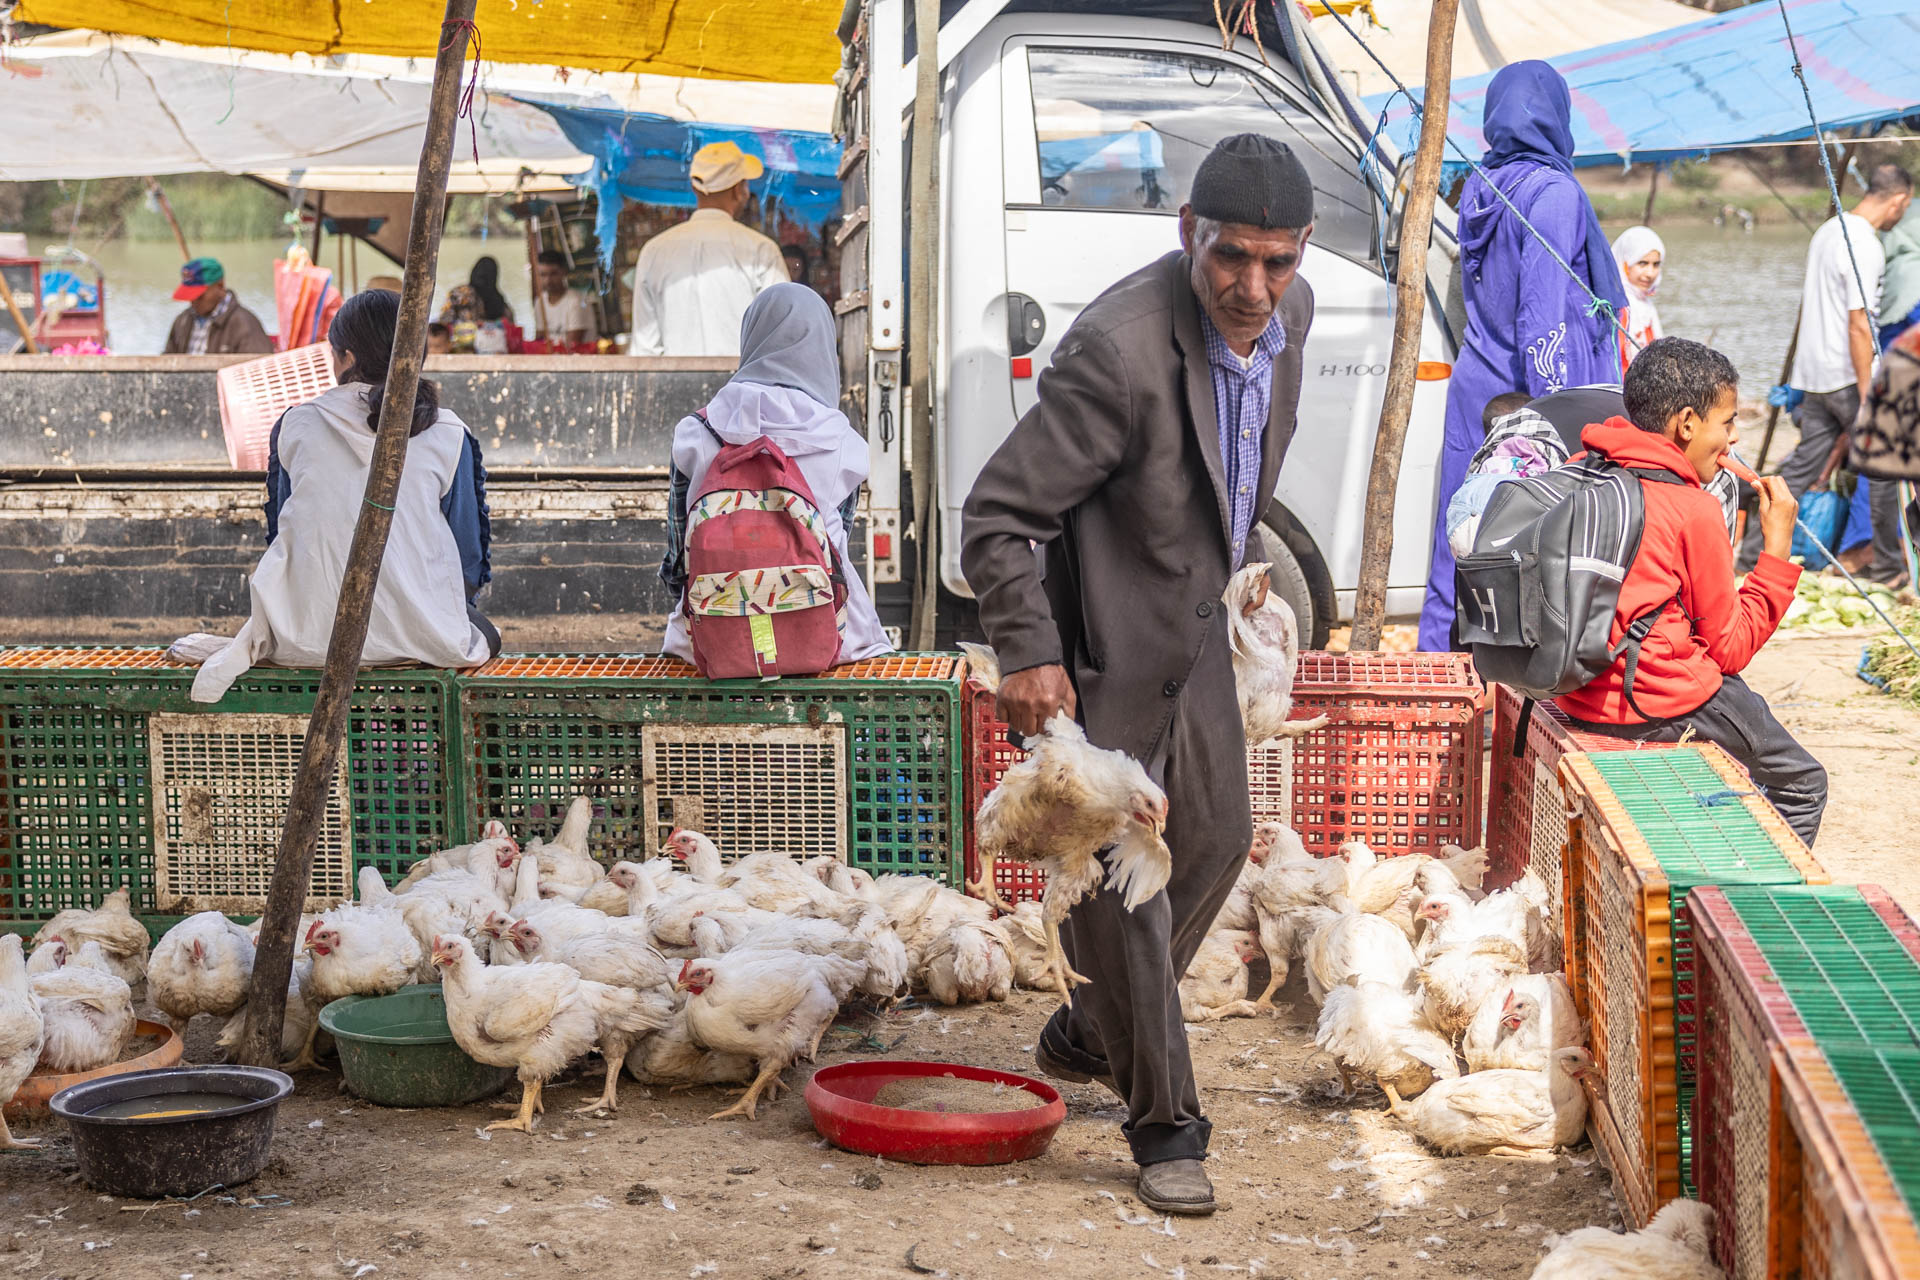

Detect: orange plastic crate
[467,652,957,681]
[1561,746,1829,1227]
[1782,1038,1920,1280]
[0,646,186,670]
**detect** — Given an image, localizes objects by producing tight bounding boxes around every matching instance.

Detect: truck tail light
[874,533,893,559]
[1011,357,1033,379]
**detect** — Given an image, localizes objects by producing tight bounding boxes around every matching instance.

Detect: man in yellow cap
[630,140,790,356]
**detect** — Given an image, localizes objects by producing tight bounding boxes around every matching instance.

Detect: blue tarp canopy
[1365,0,1920,168]
[521,98,842,264]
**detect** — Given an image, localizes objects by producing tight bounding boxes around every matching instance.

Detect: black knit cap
[1189,133,1315,230]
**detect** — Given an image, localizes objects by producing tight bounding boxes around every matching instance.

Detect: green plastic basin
[318,984,512,1108]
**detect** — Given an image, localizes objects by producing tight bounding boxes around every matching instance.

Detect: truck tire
[1260,502,1335,651]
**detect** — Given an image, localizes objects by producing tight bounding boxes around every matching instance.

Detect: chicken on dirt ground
[27,940,135,1073]
[433,934,668,1129]
[148,912,257,1038]
[1527,1198,1725,1279]
[0,934,44,1150]
[675,950,864,1120]
[288,901,423,1071]
[1179,929,1266,1022]
[1392,1045,1596,1159]
[1314,978,1459,1102]
[960,642,1172,1005]
[1463,974,1584,1073]
[1222,562,1328,747]
[28,886,150,988]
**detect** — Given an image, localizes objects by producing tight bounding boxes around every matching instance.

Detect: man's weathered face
[190,282,226,317]
[1180,209,1311,349]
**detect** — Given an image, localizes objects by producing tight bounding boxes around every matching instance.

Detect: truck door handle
[1006,293,1046,357]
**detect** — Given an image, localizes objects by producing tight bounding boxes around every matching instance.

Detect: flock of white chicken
[0,799,1077,1141]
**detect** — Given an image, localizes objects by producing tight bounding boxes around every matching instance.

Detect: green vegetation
[1863,610,1920,706]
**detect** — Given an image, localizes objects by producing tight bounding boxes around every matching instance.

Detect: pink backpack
[682,415,847,679]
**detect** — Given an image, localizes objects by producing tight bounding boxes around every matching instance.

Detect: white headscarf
[698,282,848,453]
[1612,225,1665,343]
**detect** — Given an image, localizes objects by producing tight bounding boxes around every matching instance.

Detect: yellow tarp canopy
[13,0,845,82]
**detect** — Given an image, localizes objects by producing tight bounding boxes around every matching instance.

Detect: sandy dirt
[4,971,1619,1280]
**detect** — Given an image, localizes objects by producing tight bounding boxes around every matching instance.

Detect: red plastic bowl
[805,1060,1066,1165]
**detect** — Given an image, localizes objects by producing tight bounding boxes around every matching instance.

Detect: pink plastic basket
[216,343,335,470]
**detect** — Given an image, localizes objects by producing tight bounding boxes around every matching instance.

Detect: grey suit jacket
[961,250,1314,764]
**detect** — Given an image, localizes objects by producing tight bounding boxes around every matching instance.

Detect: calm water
[52,236,535,356]
[89,1091,253,1119]
[1600,221,1813,399]
[57,224,1813,393]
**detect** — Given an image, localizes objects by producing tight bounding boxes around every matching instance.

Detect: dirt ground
[6,629,1907,1280]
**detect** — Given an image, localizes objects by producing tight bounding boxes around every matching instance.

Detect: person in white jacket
[658,282,893,666]
[185,290,498,702]
[629,140,790,356]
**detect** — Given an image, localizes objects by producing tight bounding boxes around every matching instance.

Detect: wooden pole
[310,190,327,262]
[234,0,476,1066]
[1640,165,1661,226]
[1756,308,1802,474]
[906,0,940,650]
[0,270,39,355]
[144,178,193,262]
[1349,0,1459,651]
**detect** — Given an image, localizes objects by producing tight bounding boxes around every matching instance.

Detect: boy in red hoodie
[1559,337,1827,844]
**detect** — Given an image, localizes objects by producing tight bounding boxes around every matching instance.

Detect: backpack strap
[1609,592,1680,723]
[692,407,725,446]
[1512,696,1536,760]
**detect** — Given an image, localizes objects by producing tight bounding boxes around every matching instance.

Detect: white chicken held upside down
[1222,563,1329,748]
[960,643,1172,1005]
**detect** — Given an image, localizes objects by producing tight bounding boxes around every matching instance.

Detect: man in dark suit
[961,134,1316,1216]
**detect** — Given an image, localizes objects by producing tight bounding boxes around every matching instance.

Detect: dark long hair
[327,289,441,438]
[469,256,510,321]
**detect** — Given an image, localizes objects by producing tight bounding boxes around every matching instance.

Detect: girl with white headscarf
[1613,225,1666,371]
[659,282,893,665]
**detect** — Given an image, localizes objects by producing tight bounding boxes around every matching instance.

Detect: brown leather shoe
[1136,1159,1217,1215]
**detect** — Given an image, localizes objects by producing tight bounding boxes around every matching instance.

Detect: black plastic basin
[50,1066,295,1199]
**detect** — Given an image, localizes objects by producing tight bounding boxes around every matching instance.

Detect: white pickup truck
[837,0,1459,646]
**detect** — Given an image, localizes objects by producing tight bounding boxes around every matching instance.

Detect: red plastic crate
[1486,681,1645,892]
[960,651,1485,903]
[1691,884,1820,1280]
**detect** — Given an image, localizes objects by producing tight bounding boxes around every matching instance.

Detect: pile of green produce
[1863,607,1920,705]
[1779,574,1901,630]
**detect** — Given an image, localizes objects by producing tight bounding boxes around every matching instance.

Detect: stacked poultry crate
[457,653,965,886]
[1692,884,1920,1280]
[0,646,455,935]
[1557,745,1828,1226]
[962,651,1484,903]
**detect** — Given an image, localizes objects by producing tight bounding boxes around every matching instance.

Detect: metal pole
[906,0,940,650]
[235,0,476,1066]
[1350,0,1459,650]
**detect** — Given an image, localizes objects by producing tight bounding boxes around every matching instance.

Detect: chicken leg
[1041,913,1092,1007]
[488,1079,544,1133]
[575,1055,625,1114]
[0,1115,41,1150]
[279,1019,324,1074]
[709,1062,783,1121]
[1382,1081,1408,1118]
[966,853,1013,914]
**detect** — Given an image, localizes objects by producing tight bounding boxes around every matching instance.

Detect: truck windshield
[1026,46,1376,261]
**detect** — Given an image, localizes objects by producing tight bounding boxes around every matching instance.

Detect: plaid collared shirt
[1199,309,1287,562]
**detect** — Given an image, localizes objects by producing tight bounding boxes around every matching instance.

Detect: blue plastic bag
[1790,489,1847,569]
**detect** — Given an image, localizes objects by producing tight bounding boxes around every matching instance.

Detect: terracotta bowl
[6,1020,185,1120]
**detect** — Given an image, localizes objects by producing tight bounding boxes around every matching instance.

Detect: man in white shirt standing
[1741,163,1913,577]
[629,141,790,356]
[532,250,599,348]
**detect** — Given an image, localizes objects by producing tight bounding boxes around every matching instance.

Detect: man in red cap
[163,257,272,355]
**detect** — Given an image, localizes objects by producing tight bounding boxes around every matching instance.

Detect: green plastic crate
[457,654,963,884]
[1570,747,1826,1208]
[0,649,456,928]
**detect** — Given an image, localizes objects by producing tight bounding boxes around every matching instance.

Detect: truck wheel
[1259,502,1335,651]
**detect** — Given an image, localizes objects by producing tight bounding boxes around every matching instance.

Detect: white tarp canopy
[1,29,836,191]
[1311,0,1708,98]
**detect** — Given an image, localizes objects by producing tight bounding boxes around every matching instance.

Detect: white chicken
[148,912,257,1036]
[217,954,319,1064]
[574,861,650,916]
[288,903,423,1069]
[1420,873,1556,970]
[961,644,1171,1004]
[1393,1045,1594,1158]
[676,949,864,1120]
[522,797,605,894]
[697,913,910,1005]
[0,934,44,1150]
[1246,831,1338,1006]
[1210,854,1264,934]
[1528,1198,1724,1280]
[921,920,1014,1006]
[1438,842,1491,900]
[29,940,135,1073]
[395,829,519,897]
[1464,974,1584,1073]
[507,915,675,998]
[1418,935,1530,1042]
[1314,978,1460,1101]
[433,934,668,1128]
[623,1006,756,1091]
[1223,562,1330,747]
[29,886,150,988]
[800,855,873,896]
[1303,907,1420,1006]
[661,828,729,883]
[1179,929,1265,1022]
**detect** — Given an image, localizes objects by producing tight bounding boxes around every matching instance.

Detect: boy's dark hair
[1482,391,1532,431]
[536,249,568,268]
[1623,337,1739,434]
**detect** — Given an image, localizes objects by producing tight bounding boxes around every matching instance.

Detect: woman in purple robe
[1418,60,1627,651]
